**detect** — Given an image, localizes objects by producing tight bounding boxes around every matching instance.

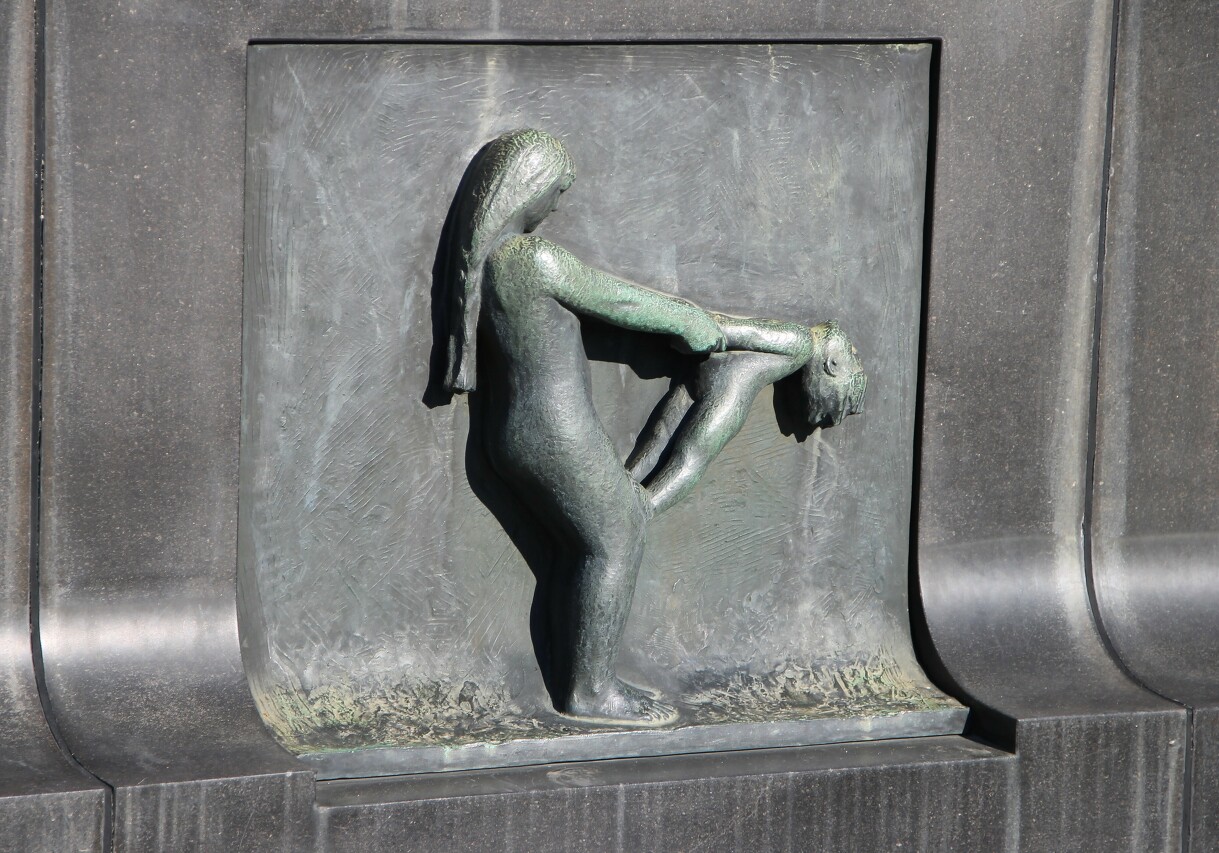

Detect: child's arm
[710,313,813,363]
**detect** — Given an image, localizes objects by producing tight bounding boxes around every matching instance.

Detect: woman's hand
[672,309,727,354]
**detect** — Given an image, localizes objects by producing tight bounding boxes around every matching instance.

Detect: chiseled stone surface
[1016,714,1186,852]
[318,737,1014,853]
[1191,708,1219,852]
[114,772,317,853]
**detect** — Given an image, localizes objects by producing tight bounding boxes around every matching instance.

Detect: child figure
[628,317,866,517]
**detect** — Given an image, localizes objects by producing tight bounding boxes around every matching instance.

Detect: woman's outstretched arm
[531,238,726,354]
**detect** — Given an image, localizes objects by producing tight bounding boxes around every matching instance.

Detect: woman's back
[480,235,594,404]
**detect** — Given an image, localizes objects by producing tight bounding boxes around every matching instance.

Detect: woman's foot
[565,679,679,728]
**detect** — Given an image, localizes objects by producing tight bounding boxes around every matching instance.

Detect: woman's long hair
[444,128,575,394]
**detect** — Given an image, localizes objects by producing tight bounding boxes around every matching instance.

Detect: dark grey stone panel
[40,0,303,784]
[1094,0,1219,708]
[0,790,106,853]
[0,0,108,847]
[919,538,1173,717]
[906,0,1175,723]
[318,737,1014,852]
[1015,713,1186,853]
[1190,708,1219,853]
[113,772,317,853]
[1094,4,1218,850]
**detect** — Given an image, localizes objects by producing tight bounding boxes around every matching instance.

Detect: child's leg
[642,381,758,516]
[625,380,695,482]
[641,354,796,516]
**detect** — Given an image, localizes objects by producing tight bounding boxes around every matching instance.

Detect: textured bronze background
[239,43,956,762]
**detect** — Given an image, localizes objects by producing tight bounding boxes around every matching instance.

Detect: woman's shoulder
[488,234,574,272]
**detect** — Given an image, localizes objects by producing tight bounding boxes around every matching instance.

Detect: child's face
[801,321,866,429]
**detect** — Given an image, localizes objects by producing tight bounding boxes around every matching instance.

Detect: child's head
[799,321,866,429]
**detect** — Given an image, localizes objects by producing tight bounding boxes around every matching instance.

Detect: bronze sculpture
[442,128,865,726]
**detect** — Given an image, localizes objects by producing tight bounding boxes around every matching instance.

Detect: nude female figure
[443,129,726,726]
[442,128,865,727]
